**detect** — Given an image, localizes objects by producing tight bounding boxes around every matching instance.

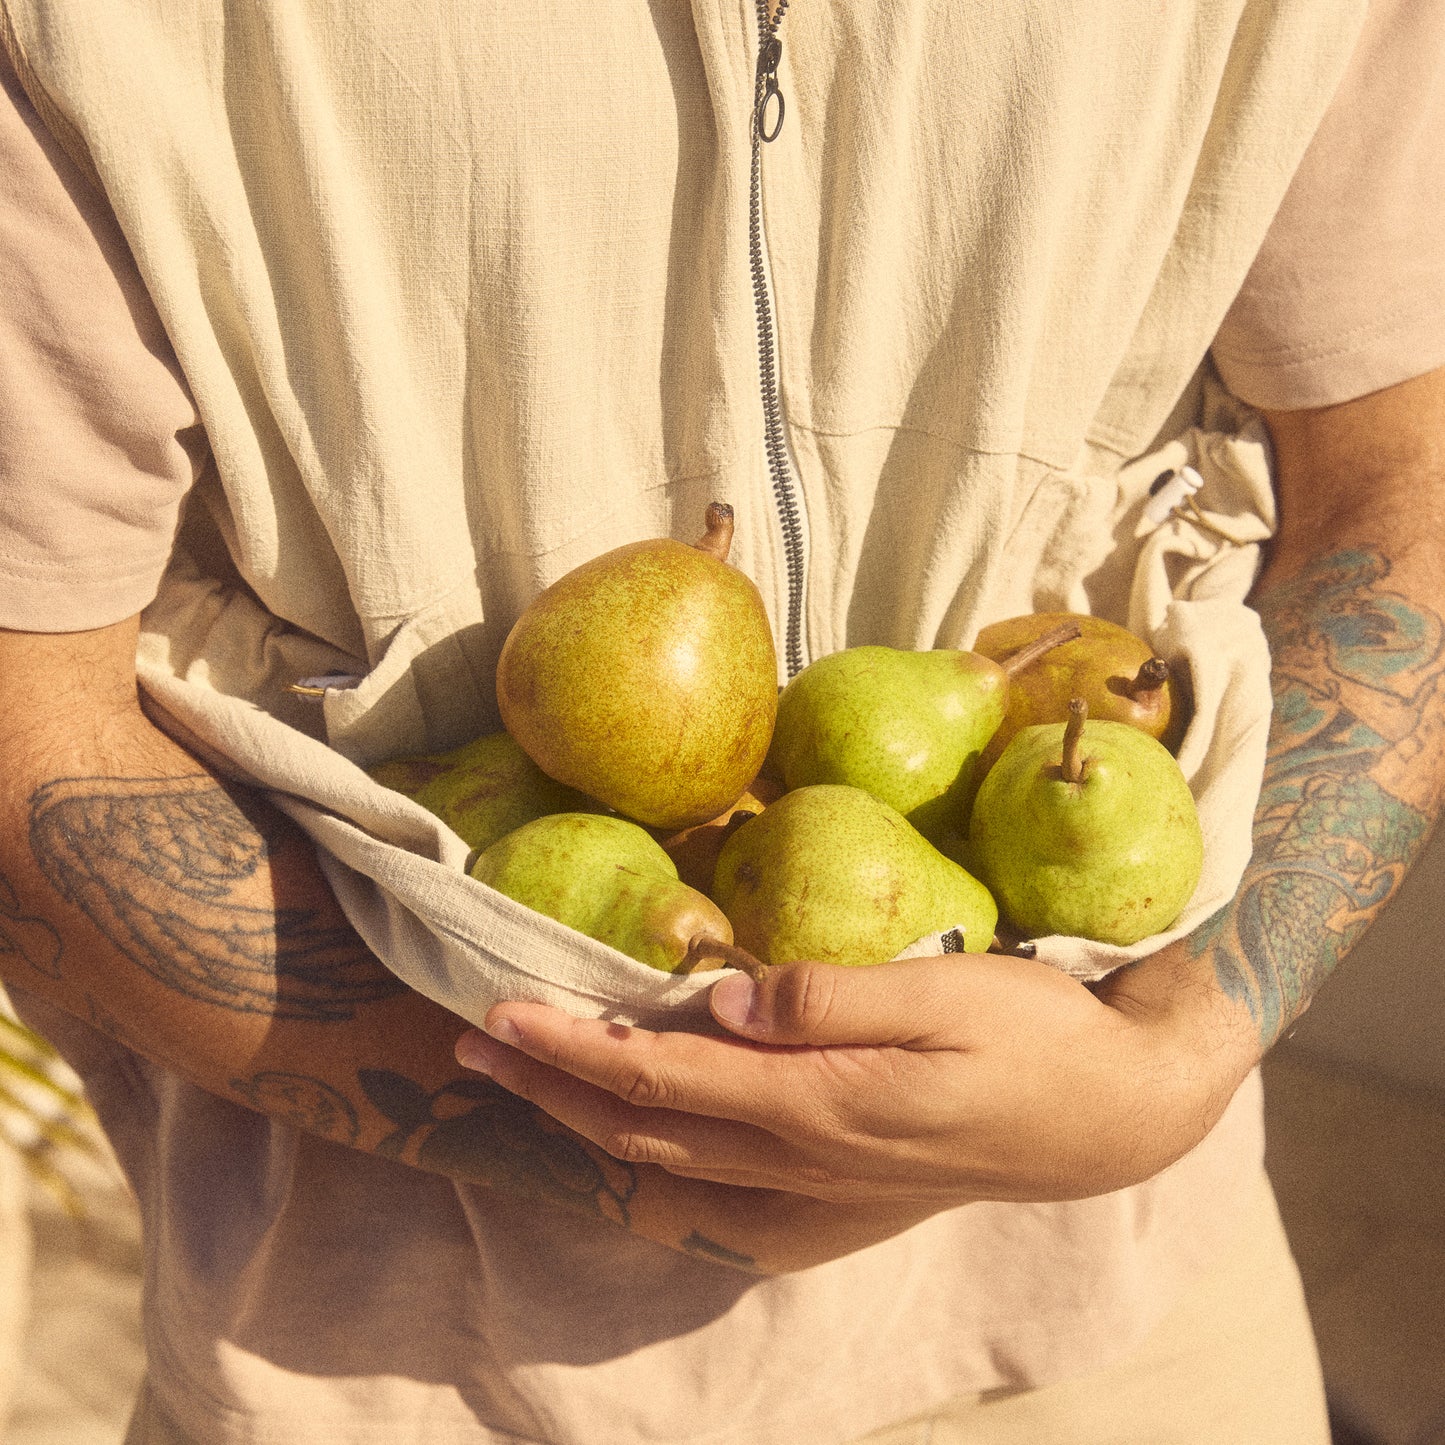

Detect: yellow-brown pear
[496,504,778,831]
[972,611,1183,771]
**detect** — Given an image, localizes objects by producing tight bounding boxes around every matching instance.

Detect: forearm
[0,619,865,1273]
[1106,370,1445,1076]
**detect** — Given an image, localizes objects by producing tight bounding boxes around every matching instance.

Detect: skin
[4,366,1443,1273]
[454,364,1445,1212]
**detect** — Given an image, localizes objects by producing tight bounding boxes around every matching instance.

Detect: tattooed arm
[451,365,1445,1207]
[0,621,931,1272]
[1104,364,1445,1048]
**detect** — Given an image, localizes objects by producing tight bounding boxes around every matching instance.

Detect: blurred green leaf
[1,986,101,1212]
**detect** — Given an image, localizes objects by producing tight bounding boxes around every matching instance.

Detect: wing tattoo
[0,872,63,978]
[29,775,404,1020]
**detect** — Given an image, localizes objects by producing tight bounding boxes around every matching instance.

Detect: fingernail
[455,1031,494,1073]
[485,1014,523,1047]
[711,972,759,1029]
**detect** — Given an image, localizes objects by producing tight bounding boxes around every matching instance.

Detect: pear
[469,813,738,973]
[368,729,596,853]
[712,784,998,968]
[970,699,1203,946]
[656,774,784,894]
[495,503,778,833]
[766,623,1078,846]
[972,611,1182,771]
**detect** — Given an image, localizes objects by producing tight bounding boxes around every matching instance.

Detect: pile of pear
[367,506,1204,978]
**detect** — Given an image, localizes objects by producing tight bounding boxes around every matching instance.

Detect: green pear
[468,813,736,973]
[712,784,998,968]
[972,611,1183,770]
[368,729,594,854]
[766,623,1078,846]
[970,699,1203,946]
[496,503,778,832]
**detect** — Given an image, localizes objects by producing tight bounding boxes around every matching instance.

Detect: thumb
[708,955,966,1048]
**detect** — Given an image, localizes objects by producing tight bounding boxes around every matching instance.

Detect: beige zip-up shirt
[4,2,1445,1442]
[6,2,1445,639]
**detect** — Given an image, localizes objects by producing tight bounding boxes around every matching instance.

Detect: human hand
[455,947,1257,1207]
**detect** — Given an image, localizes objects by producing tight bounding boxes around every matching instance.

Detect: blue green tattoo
[1193,549,1444,1044]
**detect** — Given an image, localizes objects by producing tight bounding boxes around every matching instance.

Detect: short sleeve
[1212,0,1445,410]
[0,45,205,633]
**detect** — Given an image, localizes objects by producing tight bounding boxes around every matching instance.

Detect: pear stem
[1060,696,1088,784]
[1124,656,1170,703]
[692,503,735,563]
[680,933,768,981]
[998,620,1082,677]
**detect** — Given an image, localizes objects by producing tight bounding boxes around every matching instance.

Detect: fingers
[708,954,993,1047]
[708,948,1113,1048]
[453,1028,912,1199]
[456,1025,784,1176]
[467,1002,794,1124]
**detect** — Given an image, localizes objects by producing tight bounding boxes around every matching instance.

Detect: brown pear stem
[680,933,769,981]
[999,620,1082,677]
[1124,656,1170,703]
[692,502,735,563]
[1060,696,1088,784]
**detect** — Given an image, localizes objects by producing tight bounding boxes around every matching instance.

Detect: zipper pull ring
[755,33,785,142]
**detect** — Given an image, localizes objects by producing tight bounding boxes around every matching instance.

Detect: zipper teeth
[749,4,806,680]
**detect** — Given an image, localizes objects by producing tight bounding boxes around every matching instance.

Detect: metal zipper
[748,0,809,679]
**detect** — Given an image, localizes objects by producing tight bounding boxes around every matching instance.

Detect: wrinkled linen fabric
[0,1,1389,1442]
